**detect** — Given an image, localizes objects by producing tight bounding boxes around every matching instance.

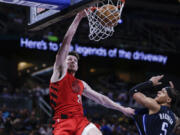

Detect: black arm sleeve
[129,81,153,96]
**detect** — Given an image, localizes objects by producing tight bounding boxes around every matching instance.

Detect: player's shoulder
[160,106,171,112]
[159,106,176,118]
[80,80,86,85]
[80,80,92,92]
[135,107,149,115]
[80,80,86,88]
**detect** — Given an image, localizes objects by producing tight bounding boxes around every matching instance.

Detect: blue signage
[20,37,168,65]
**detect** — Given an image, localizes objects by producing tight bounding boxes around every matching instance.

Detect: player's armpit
[133,92,160,113]
[50,63,67,83]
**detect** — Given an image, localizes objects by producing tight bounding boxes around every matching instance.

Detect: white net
[85,0,125,42]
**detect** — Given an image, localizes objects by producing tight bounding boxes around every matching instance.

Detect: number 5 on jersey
[160,122,168,135]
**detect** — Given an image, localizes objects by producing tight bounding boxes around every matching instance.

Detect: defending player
[130,75,180,135]
[49,11,134,135]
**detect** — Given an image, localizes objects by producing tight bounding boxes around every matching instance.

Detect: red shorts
[52,116,90,135]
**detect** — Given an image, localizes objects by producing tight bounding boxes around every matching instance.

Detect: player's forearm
[101,96,125,112]
[58,14,82,55]
[129,81,153,96]
[56,14,83,64]
[133,92,147,106]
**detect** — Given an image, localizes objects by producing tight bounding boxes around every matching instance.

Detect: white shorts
[81,123,101,135]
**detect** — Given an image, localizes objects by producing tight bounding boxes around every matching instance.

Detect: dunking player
[130,75,180,135]
[49,11,134,135]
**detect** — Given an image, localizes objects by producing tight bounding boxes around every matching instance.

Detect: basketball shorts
[52,116,90,135]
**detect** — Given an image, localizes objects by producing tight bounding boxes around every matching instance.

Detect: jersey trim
[134,119,143,135]
[50,86,58,92]
[143,114,147,135]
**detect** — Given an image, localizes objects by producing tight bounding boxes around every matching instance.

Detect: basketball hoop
[85,0,125,42]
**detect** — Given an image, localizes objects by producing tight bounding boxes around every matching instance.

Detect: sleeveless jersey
[49,72,84,119]
[134,106,176,135]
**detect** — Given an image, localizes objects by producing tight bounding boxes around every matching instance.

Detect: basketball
[96,4,120,27]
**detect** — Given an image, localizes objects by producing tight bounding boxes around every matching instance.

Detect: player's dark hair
[165,87,180,117]
[68,51,80,60]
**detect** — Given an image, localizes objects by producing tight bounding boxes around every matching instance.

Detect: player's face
[66,55,78,72]
[155,88,171,104]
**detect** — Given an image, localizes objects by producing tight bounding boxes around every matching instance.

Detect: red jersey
[49,72,84,119]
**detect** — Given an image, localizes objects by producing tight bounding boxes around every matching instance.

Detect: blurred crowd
[0,106,52,135]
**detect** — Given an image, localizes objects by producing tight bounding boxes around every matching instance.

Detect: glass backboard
[27,0,101,31]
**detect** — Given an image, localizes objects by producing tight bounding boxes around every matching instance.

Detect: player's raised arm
[82,81,134,117]
[130,75,164,113]
[50,11,86,83]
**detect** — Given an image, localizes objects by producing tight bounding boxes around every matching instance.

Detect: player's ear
[167,97,172,104]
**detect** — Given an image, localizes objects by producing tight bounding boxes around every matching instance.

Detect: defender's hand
[169,81,174,88]
[149,75,164,86]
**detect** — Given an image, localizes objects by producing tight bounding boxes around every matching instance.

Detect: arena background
[0,0,180,135]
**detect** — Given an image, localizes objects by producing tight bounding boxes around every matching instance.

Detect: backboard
[27,0,101,31]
